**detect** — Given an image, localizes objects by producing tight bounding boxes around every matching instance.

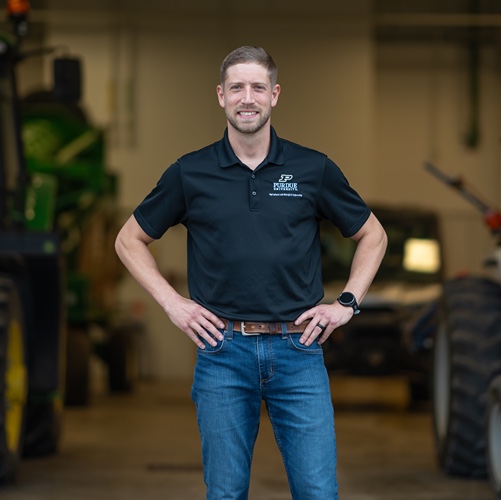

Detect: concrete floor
[1,379,496,500]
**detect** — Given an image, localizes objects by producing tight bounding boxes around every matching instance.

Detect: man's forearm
[344,214,388,303]
[115,216,224,348]
[115,227,180,313]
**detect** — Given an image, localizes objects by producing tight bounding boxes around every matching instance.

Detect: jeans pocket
[197,329,226,355]
[287,333,323,354]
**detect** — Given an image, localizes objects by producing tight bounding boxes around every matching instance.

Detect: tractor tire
[108,327,138,393]
[0,276,28,484]
[64,327,91,406]
[22,395,63,457]
[432,276,501,478]
[487,375,501,499]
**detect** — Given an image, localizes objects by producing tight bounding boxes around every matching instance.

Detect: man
[115,46,387,499]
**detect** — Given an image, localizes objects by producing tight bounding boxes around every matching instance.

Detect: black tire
[408,301,439,406]
[432,276,501,478]
[108,327,138,393]
[0,276,29,484]
[487,375,501,499]
[64,327,91,406]
[22,396,63,458]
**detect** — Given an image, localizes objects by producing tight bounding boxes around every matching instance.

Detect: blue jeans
[191,322,338,500]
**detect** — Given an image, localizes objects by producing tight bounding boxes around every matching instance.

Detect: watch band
[337,292,360,315]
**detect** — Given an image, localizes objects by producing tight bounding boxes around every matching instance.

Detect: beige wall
[375,42,500,276]
[30,3,501,378]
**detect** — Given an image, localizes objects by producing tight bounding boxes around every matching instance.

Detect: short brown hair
[220,46,278,87]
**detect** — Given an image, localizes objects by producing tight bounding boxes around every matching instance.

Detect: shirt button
[252,191,257,196]
[251,174,256,179]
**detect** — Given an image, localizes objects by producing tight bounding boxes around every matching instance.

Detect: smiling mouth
[238,111,258,117]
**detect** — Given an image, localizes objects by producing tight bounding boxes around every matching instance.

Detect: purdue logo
[273,174,298,192]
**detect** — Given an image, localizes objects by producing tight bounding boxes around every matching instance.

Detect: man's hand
[164,295,225,349]
[294,302,354,346]
[115,216,225,350]
[294,212,387,347]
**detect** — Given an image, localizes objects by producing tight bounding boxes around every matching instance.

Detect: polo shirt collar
[217,126,285,168]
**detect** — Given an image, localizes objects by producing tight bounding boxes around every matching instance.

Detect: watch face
[339,292,355,305]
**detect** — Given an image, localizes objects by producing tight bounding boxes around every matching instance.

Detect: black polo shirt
[134,127,370,322]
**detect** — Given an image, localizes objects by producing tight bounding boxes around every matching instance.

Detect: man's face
[217,62,280,135]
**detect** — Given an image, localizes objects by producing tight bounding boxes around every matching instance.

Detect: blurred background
[1,1,501,498]
[9,0,501,380]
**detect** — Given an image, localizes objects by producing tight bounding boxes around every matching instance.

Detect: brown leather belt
[221,319,307,335]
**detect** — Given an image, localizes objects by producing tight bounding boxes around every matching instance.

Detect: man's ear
[271,84,281,107]
[217,84,225,108]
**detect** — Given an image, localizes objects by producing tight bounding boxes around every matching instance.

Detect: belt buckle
[241,322,260,336]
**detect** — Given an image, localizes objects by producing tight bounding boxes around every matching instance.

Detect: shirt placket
[249,172,259,212]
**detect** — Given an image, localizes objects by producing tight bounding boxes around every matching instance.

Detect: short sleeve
[133,161,187,239]
[317,158,371,237]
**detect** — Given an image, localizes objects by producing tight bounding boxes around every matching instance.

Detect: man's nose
[241,87,255,104]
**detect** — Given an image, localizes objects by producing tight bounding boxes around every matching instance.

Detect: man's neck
[227,124,271,171]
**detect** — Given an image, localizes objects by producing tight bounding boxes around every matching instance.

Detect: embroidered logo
[273,174,298,192]
[270,174,303,198]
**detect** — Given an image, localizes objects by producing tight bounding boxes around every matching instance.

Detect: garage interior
[0,381,497,500]
[1,0,501,498]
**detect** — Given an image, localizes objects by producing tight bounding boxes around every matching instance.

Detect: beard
[226,107,271,135]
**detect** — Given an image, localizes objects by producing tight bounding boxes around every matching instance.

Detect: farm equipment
[0,0,138,483]
[21,84,137,406]
[0,0,65,482]
[425,161,501,499]
[321,203,444,404]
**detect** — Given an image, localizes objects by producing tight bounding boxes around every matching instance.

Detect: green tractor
[0,1,65,482]
[0,0,138,483]
[21,86,136,407]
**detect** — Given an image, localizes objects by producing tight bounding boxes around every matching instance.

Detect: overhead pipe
[464,0,481,149]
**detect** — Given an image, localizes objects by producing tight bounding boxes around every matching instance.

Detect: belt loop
[281,322,288,339]
[227,320,234,341]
